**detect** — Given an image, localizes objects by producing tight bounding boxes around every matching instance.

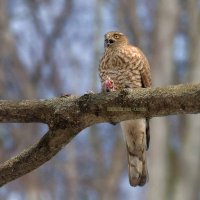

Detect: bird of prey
[99,31,151,186]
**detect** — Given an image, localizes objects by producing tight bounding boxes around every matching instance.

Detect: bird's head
[104,31,128,48]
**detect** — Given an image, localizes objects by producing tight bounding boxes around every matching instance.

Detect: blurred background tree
[0,0,200,199]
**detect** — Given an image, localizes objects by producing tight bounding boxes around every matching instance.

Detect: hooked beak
[104,39,115,48]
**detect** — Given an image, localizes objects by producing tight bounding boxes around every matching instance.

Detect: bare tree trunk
[174,1,200,200]
[101,133,126,200]
[147,1,180,200]
[64,143,79,200]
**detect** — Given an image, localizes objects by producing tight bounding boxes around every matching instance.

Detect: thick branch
[0,99,51,123]
[0,83,200,186]
[0,84,199,125]
[0,128,80,187]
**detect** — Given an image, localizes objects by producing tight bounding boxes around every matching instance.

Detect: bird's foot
[84,90,95,95]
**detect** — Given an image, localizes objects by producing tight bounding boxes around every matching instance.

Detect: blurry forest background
[0,0,200,200]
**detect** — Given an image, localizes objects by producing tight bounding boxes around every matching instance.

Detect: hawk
[99,31,152,186]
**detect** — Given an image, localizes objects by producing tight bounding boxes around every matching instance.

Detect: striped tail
[120,119,149,186]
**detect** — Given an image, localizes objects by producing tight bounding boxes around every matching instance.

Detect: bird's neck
[105,43,128,52]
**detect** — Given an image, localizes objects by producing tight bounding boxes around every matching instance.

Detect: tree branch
[0,83,200,186]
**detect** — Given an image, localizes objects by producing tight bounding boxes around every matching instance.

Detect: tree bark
[0,83,200,187]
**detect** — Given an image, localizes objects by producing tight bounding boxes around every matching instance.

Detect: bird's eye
[114,34,120,39]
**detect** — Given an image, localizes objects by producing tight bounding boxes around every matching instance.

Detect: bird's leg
[110,122,118,126]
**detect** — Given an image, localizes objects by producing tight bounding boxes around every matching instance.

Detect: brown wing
[130,47,152,150]
[140,62,152,88]
[136,47,152,88]
[127,46,152,88]
[138,49,151,149]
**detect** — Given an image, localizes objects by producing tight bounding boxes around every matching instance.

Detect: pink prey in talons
[103,76,116,92]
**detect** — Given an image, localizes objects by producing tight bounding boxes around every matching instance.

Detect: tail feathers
[128,154,148,187]
[120,119,149,187]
